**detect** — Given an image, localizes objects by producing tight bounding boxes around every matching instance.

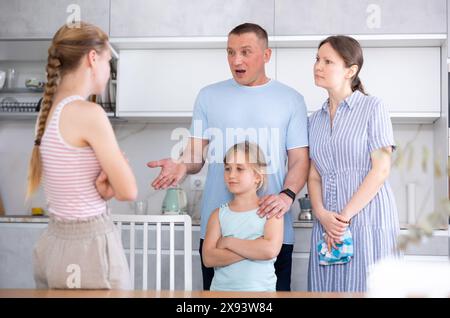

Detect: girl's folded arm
[202,209,245,267]
[223,216,284,260]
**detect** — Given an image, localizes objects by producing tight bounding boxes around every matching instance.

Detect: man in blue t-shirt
[147,23,309,291]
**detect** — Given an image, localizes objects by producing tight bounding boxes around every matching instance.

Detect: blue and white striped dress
[307,90,400,292]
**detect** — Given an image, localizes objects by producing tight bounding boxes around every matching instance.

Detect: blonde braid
[26,46,61,198]
[35,46,60,144]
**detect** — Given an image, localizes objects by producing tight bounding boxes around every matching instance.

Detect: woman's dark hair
[319,35,367,95]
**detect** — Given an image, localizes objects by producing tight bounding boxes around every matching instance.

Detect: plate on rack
[0,96,19,106]
[0,97,40,113]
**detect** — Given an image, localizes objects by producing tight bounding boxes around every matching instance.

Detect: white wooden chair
[112,214,192,291]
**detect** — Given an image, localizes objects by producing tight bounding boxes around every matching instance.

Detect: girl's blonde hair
[223,141,268,191]
[26,22,109,198]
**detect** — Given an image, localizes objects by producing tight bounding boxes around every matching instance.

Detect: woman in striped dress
[307,35,400,292]
[27,22,137,289]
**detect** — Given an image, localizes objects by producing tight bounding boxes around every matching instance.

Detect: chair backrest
[112,214,192,291]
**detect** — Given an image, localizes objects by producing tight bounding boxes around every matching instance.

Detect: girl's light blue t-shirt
[210,203,276,291]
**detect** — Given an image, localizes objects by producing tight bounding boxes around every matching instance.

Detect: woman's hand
[316,209,348,241]
[336,214,351,225]
[95,170,115,200]
[324,233,339,252]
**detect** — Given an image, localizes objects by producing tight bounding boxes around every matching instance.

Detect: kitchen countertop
[0,215,315,228]
[0,289,364,298]
[0,215,50,223]
[1,215,448,232]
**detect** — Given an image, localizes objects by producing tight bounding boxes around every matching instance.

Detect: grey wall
[0,0,446,39]
[0,0,110,38]
[274,0,446,35]
[110,0,275,37]
[0,120,200,216]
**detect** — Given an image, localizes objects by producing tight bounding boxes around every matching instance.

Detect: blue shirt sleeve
[368,100,395,153]
[286,94,309,150]
[189,89,209,140]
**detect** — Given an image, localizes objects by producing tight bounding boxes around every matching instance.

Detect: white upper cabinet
[361,47,440,114]
[275,0,446,35]
[0,0,110,39]
[110,0,274,37]
[116,49,276,116]
[276,47,441,117]
[117,45,440,121]
[276,48,327,112]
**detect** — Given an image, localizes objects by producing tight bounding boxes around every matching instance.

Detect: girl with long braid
[27,22,137,289]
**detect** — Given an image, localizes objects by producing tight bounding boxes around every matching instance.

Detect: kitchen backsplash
[0,120,437,224]
[0,120,208,218]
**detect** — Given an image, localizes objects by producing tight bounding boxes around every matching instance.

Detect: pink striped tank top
[40,95,107,219]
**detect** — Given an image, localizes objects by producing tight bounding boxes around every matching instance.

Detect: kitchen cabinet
[276,47,441,117]
[0,221,199,289]
[289,227,450,291]
[0,1,109,116]
[117,49,229,116]
[292,228,312,291]
[110,0,274,37]
[0,223,44,288]
[0,59,47,119]
[115,43,440,123]
[0,221,311,290]
[124,225,449,291]
[291,256,309,291]
[0,220,203,290]
[0,0,110,39]
[116,49,276,117]
[275,0,446,35]
[0,39,117,118]
[0,221,448,290]
[402,231,449,257]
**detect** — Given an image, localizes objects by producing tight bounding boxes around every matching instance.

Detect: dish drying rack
[0,101,116,114]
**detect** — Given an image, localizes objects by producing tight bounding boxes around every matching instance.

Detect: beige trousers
[33,213,131,290]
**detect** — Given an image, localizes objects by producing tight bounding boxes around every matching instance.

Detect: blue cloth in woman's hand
[318,228,353,265]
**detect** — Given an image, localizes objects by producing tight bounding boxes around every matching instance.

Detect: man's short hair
[228,23,268,48]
